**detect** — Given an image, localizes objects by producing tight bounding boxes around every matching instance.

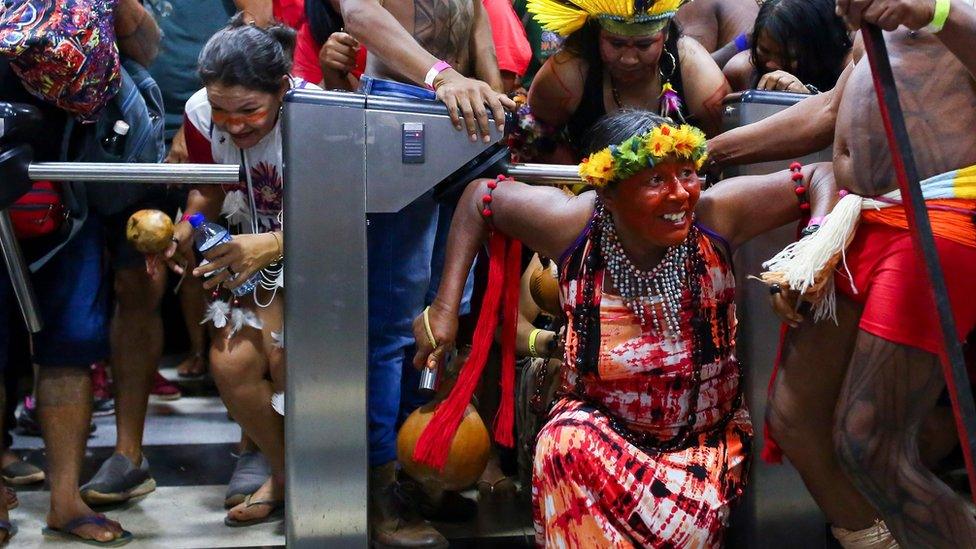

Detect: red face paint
[606,161,701,248]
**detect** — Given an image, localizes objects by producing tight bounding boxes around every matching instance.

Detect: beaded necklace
[598,202,691,335]
[567,200,743,453]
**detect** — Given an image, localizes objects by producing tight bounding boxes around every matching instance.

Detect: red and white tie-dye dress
[532,221,752,548]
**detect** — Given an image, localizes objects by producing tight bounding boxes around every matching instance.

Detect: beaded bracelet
[790,162,810,214]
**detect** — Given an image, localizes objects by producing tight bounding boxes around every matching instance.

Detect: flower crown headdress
[526,0,686,37]
[578,123,708,187]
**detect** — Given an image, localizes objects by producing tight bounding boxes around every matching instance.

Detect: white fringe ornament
[221,189,251,228]
[271,330,284,349]
[760,194,869,323]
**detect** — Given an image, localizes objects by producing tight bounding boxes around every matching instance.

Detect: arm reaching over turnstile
[340,0,516,141]
[707,61,852,169]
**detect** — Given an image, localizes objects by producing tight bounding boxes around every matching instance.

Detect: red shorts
[835,221,976,355]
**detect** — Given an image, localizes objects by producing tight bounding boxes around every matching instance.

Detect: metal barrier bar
[29,162,239,184]
[507,162,579,183]
[0,210,42,332]
[4,161,241,334]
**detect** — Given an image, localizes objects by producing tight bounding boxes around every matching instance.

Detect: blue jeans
[367,192,439,466]
[0,217,109,372]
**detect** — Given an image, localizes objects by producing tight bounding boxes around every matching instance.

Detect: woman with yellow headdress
[414,110,840,546]
[518,0,730,164]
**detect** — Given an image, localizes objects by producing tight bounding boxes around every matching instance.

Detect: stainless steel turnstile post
[282,89,582,547]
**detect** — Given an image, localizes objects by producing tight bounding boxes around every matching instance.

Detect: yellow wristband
[528,328,542,358]
[926,0,951,33]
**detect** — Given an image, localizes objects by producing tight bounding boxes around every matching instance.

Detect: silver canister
[418,365,437,396]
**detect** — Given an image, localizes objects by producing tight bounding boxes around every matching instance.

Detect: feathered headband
[526,0,686,37]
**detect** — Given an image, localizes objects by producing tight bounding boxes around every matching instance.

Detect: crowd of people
[0,0,973,546]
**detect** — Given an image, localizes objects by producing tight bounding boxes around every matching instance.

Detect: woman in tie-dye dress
[415,109,840,547]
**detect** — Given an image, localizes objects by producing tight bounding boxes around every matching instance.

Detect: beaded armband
[790,162,810,214]
[480,175,511,228]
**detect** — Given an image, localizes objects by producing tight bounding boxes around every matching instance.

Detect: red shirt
[273,0,306,29]
[482,0,531,77]
[292,20,368,85]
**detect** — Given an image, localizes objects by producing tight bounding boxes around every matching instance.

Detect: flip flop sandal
[42,514,133,546]
[224,494,285,527]
[1,459,45,485]
[0,520,17,546]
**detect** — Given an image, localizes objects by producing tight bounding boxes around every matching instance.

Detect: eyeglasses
[211,108,269,126]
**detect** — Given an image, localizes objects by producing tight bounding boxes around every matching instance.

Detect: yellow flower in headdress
[645,125,675,158]
[526,0,689,38]
[671,125,698,158]
[578,149,616,185]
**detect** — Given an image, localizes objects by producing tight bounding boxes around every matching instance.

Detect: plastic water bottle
[187,213,259,297]
[102,120,129,157]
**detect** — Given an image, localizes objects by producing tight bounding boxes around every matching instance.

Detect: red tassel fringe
[492,236,522,447]
[412,231,520,469]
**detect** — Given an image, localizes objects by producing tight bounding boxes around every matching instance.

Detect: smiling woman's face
[598,29,667,85]
[602,159,701,248]
[206,81,284,150]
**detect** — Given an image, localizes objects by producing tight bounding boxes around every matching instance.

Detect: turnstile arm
[29,162,240,184]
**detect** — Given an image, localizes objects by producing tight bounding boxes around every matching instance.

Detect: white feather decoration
[221,189,251,228]
[227,307,264,339]
[271,330,284,349]
[201,300,230,329]
[271,392,285,416]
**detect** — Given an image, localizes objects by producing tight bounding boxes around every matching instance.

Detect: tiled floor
[8,367,533,548]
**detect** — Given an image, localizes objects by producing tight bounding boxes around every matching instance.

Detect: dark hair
[563,19,681,75]
[750,0,852,91]
[305,0,343,45]
[582,109,669,156]
[198,12,297,94]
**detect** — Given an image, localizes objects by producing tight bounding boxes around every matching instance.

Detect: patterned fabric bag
[0,0,121,122]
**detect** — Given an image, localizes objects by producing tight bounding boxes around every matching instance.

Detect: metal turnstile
[1,91,575,548]
[722,90,834,548]
[281,89,580,547]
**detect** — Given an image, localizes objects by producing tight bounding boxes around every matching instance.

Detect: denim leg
[367,192,438,466]
[426,201,475,314]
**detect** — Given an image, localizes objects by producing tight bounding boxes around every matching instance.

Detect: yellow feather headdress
[527,0,685,37]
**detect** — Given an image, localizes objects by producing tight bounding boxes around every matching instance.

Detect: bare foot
[48,501,126,543]
[226,476,284,524]
[476,450,516,499]
[177,353,207,378]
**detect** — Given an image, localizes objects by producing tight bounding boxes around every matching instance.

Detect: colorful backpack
[0,0,122,122]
